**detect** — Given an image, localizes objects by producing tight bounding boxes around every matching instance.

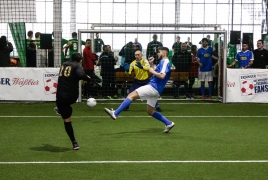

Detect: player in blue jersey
[227,43,254,69]
[104,47,175,133]
[196,38,214,100]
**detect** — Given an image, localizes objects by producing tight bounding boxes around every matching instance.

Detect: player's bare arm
[196,58,203,67]
[149,68,165,79]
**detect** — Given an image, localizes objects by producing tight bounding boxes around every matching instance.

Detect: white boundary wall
[226,68,268,103]
[0,68,59,101]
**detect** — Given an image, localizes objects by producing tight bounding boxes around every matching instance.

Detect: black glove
[136,61,143,69]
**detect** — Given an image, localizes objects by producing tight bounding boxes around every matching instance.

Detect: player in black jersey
[55,52,91,150]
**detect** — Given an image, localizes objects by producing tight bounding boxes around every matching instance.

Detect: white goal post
[77,29,228,103]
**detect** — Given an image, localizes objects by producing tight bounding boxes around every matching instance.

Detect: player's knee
[146,108,154,116]
[60,106,73,120]
[127,91,139,100]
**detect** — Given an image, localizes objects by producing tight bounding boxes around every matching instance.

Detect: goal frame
[77,29,227,103]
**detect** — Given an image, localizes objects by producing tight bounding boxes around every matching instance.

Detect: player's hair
[1,35,7,42]
[72,53,82,62]
[27,30,33,37]
[202,38,208,42]
[29,42,36,49]
[35,32,41,38]
[102,45,108,51]
[258,39,263,44]
[72,32,77,37]
[159,47,169,54]
[86,39,91,43]
[191,45,197,51]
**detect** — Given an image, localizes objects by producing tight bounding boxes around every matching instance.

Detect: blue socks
[209,84,213,96]
[114,98,132,116]
[152,111,171,125]
[114,98,170,126]
[201,84,205,96]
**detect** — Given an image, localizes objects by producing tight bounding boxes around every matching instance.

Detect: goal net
[77,29,227,103]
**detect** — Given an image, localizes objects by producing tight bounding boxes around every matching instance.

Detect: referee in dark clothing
[55,52,91,150]
[252,40,268,69]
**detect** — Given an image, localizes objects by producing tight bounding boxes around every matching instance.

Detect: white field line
[0,160,268,164]
[0,115,268,118]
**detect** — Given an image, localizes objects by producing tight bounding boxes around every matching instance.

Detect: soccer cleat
[208,96,212,99]
[190,94,195,99]
[104,108,117,120]
[155,106,162,112]
[185,94,191,99]
[163,122,175,133]
[54,107,61,116]
[72,141,80,150]
[201,96,205,100]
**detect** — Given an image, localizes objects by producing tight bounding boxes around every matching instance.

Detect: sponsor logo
[0,78,11,86]
[204,53,210,57]
[44,73,59,95]
[240,72,268,96]
[240,57,247,60]
[227,81,236,87]
[12,78,39,87]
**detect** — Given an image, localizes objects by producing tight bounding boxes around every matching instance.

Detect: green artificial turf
[0,101,268,179]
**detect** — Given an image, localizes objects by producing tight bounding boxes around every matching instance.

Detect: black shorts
[56,93,78,119]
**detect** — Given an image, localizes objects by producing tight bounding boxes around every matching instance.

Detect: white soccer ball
[87,98,97,108]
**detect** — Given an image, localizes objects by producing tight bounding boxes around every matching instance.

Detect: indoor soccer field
[0,100,268,180]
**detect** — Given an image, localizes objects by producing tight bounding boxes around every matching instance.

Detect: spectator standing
[34,32,41,48]
[172,36,182,55]
[26,30,33,50]
[172,43,192,99]
[123,42,136,71]
[26,41,37,67]
[227,42,237,67]
[227,43,254,69]
[118,43,127,67]
[188,45,199,99]
[133,38,142,51]
[67,32,86,59]
[0,36,13,67]
[146,34,163,65]
[94,33,105,53]
[55,53,91,150]
[185,37,192,51]
[48,32,69,67]
[83,39,97,98]
[98,45,117,98]
[196,38,214,100]
[252,40,268,69]
[26,30,33,66]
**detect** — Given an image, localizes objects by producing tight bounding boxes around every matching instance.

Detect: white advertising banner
[226,68,268,103]
[0,68,60,101]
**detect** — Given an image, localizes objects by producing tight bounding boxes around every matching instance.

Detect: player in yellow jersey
[126,50,161,112]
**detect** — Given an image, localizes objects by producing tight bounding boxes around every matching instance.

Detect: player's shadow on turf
[30,144,71,152]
